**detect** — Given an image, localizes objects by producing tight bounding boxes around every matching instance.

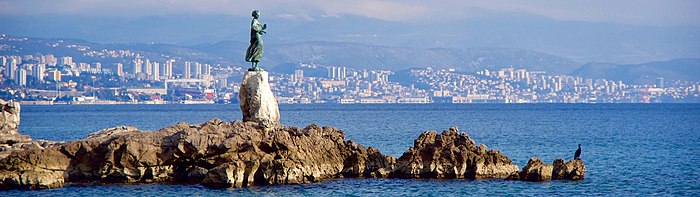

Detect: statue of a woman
[245,10,267,71]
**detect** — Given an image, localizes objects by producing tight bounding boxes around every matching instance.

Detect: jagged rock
[0,99,30,145]
[0,113,585,190]
[0,99,45,160]
[553,158,586,180]
[0,170,64,190]
[0,119,394,190]
[341,140,396,178]
[506,157,552,181]
[0,145,71,189]
[391,127,519,179]
[201,161,257,188]
[239,71,280,128]
[0,99,21,133]
[87,126,139,139]
[507,157,586,181]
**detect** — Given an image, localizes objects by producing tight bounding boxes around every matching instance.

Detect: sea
[3,104,700,196]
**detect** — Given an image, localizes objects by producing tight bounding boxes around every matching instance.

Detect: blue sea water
[4,104,700,196]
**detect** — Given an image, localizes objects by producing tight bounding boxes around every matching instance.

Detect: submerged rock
[0,120,394,190]
[239,71,280,128]
[391,127,519,179]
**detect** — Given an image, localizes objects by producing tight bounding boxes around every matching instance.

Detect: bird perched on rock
[574,144,582,160]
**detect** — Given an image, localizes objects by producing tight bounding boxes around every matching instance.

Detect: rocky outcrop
[0,120,394,190]
[553,159,586,180]
[0,99,30,145]
[239,71,280,128]
[506,158,586,181]
[0,110,583,190]
[391,127,519,179]
[86,126,139,139]
[506,158,552,181]
[341,141,396,178]
[0,99,52,160]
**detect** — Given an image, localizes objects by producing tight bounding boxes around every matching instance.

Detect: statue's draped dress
[245,18,264,62]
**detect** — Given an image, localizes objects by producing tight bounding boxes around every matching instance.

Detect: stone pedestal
[0,99,30,144]
[239,71,280,128]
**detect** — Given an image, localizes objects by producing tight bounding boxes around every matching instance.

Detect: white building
[116,63,124,76]
[151,62,160,81]
[33,64,45,82]
[16,69,26,86]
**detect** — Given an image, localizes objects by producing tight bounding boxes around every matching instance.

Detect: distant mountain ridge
[571,58,700,84]
[1,35,580,74]
[193,40,580,74]
[2,14,699,64]
[1,35,699,84]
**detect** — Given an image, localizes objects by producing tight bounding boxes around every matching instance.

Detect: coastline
[5,103,700,195]
[18,101,700,105]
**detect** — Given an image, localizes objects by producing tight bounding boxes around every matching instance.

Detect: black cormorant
[574,144,582,160]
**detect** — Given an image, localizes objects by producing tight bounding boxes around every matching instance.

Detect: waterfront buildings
[1,54,698,104]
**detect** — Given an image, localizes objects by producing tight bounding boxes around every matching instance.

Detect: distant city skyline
[2,50,699,104]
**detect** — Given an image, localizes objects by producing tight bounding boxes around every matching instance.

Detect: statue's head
[252,10,260,18]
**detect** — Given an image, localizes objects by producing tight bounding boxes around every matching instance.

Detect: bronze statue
[245,10,267,71]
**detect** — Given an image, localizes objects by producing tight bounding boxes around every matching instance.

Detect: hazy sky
[1,0,699,26]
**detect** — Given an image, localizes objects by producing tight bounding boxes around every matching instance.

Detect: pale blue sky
[1,0,699,26]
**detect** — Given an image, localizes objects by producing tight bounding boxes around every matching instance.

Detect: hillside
[194,41,580,74]
[3,14,699,64]
[1,35,580,74]
[571,58,700,84]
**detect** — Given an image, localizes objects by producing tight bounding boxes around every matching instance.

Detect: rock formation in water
[239,71,280,128]
[552,158,586,180]
[391,127,519,179]
[0,120,395,189]
[0,97,585,190]
[0,99,56,160]
[0,99,30,145]
[506,157,586,181]
[506,157,553,181]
